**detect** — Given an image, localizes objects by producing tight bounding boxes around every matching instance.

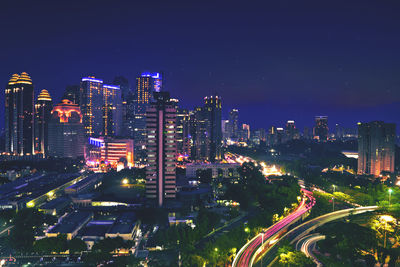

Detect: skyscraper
[5,72,34,155]
[285,120,299,141]
[63,85,80,105]
[357,121,395,176]
[34,89,53,157]
[80,77,122,137]
[48,99,85,158]
[228,109,239,139]
[313,116,329,141]
[203,95,222,162]
[145,92,176,207]
[133,72,163,163]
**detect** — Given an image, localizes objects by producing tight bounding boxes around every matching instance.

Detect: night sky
[1,0,400,132]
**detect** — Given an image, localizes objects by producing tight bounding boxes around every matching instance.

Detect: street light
[332,184,336,193]
[388,188,393,207]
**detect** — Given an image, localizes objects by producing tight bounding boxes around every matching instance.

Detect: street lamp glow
[244,227,250,233]
[122,178,129,185]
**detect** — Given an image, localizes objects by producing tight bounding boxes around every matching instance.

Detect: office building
[313,116,329,141]
[5,72,34,155]
[191,107,209,161]
[285,120,299,141]
[228,109,239,139]
[133,72,163,163]
[239,123,250,141]
[34,89,53,157]
[86,137,134,170]
[48,99,85,158]
[146,92,176,207]
[80,77,122,137]
[357,121,396,176]
[63,85,80,105]
[203,95,222,162]
[221,119,230,141]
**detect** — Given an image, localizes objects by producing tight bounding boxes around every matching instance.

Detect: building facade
[145,92,176,207]
[357,121,396,176]
[34,89,53,157]
[5,72,35,155]
[80,77,122,137]
[48,100,85,158]
[313,116,329,141]
[133,72,163,163]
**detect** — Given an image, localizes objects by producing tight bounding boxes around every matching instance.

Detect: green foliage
[225,163,300,213]
[9,208,56,251]
[68,238,87,254]
[318,221,378,265]
[92,237,130,253]
[33,234,68,253]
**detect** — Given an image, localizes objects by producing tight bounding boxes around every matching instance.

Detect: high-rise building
[5,72,34,155]
[285,120,299,141]
[145,92,176,207]
[203,95,222,162]
[34,89,53,157]
[221,120,230,141]
[228,109,239,139]
[239,123,250,141]
[133,72,163,163]
[357,121,395,176]
[63,85,80,105]
[103,85,122,136]
[48,100,85,158]
[80,77,122,137]
[313,116,329,141]
[112,76,130,101]
[191,107,209,161]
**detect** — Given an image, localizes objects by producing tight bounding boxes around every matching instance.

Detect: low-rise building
[46,211,93,240]
[186,162,240,179]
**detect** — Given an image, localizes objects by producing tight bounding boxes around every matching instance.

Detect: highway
[258,205,379,267]
[232,189,315,267]
[296,234,325,266]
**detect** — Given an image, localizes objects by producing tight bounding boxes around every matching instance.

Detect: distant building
[5,72,35,155]
[146,92,176,207]
[221,119,230,141]
[34,89,53,157]
[186,162,240,179]
[48,100,85,158]
[357,121,395,176]
[86,137,134,170]
[203,95,222,161]
[313,116,329,141]
[80,77,122,137]
[239,123,250,141]
[285,120,299,141]
[228,109,239,139]
[63,85,80,105]
[133,72,163,164]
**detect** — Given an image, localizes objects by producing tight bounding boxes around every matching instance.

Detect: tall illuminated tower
[34,89,53,157]
[80,77,122,137]
[228,109,239,139]
[133,72,163,162]
[203,95,222,162]
[80,77,103,136]
[145,92,176,207]
[4,72,34,155]
[358,121,395,176]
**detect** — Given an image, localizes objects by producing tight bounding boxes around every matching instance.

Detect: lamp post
[388,188,393,207]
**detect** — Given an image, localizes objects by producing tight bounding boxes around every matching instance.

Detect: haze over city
[0,1,400,267]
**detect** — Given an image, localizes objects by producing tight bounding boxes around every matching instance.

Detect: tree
[68,238,87,254]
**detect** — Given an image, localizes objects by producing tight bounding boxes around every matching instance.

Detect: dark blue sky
[1,0,400,132]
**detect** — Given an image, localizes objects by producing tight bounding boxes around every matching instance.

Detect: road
[296,234,325,266]
[232,189,315,267]
[258,205,379,266]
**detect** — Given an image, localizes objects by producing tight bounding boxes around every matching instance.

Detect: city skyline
[1,1,400,131]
